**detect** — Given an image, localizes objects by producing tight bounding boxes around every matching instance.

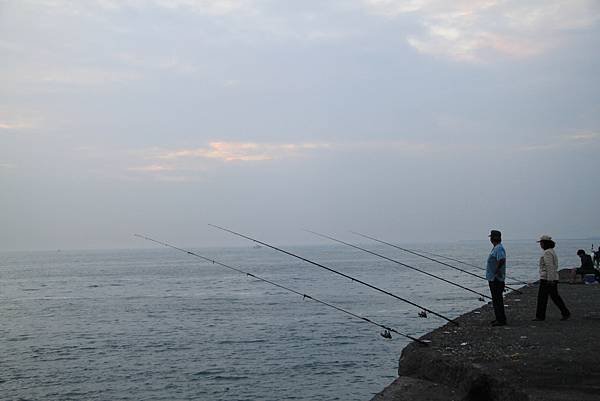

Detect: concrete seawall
[371,277,600,401]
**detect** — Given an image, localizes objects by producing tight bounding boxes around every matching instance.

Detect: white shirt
[539,248,559,281]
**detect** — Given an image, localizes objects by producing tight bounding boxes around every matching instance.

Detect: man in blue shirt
[487,230,507,326]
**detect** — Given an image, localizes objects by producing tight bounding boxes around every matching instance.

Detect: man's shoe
[491,321,506,326]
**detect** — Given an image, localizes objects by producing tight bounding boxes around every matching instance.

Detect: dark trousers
[536,280,570,319]
[488,279,506,323]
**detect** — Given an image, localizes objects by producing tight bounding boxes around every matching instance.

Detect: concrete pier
[371,278,600,401]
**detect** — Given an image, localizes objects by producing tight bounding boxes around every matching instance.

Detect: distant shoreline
[3,237,600,254]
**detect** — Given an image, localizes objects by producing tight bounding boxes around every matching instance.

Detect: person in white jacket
[534,235,570,321]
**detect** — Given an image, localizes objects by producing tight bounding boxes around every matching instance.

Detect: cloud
[0,120,33,131]
[125,141,329,182]
[0,122,29,130]
[563,132,600,142]
[123,138,473,176]
[159,141,332,162]
[38,68,142,86]
[79,136,579,183]
[517,131,600,151]
[0,110,36,131]
[1,65,143,88]
[22,0,355,48]
[150,138,474,165]
[153,174,191,182]
[338,139,435,153]
[127,164,175,172]
[363,0,600,62]
[116,53,198,75]
[148,0,249,16]
[516,143,560,152]
[31,0,251,17]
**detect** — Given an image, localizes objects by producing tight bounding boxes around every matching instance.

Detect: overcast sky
[1,0,599,251]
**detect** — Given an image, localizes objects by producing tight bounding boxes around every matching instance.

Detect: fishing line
[411,247,529,286]
[134,234,428,345]
[351,231,524,294]
[207,224,458,326]
[306,230,492,301]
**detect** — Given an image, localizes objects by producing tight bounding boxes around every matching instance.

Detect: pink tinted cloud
[159,141,331,162]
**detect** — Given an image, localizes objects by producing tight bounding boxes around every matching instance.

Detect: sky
[1,0,599,251]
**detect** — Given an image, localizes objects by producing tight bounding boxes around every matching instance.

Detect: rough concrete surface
[371,273,600,401]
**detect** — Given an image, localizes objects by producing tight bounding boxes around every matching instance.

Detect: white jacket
[539,248,559,281]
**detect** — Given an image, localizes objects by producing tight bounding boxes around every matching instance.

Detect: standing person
[487,230,507,326]
[534,235,570,321]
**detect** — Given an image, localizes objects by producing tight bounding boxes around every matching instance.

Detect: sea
[1,239,588,401]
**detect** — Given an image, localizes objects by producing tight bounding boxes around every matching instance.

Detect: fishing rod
[351,231,524,294]
[410,245,529,286]
[134,234,428,345]
[208,224,458,326]
[306,230,492,301]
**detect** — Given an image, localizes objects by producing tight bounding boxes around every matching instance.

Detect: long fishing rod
[208,224,458,326]
[351,231,524,295]
[306,230,492,301]
[410,246,529,286]
[134,234,428,345]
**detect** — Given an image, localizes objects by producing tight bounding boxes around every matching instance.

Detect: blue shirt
[486,243,506,282]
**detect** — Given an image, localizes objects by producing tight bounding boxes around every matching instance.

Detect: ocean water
[1,239,586,401]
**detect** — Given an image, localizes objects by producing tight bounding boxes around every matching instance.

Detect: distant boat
[253,245,262,249]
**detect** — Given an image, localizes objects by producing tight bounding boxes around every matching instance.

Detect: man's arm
[496,258,506,278]
[494,246,506,278]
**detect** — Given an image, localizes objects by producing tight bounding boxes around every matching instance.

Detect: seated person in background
[570,249,596,283]
[594,248,600,269]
